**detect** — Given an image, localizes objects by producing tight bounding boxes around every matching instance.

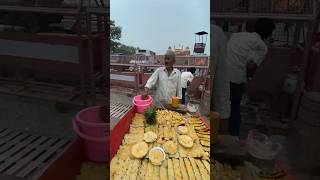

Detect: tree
[110,20,121,53]
[110,20,138,55]
[116,44,137,54]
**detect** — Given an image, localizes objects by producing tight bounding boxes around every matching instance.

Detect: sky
[110,0,210,55]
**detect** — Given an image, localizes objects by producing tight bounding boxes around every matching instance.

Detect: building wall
[0,39,79,63]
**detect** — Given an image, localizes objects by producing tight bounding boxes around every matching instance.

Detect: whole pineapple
[144,107,157,125]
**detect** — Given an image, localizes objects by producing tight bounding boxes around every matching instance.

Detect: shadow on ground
[0,94,82,138]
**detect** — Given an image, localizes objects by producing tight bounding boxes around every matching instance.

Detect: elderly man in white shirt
[142,50,182,105]
[181,67,196,104]
[226,18,275,137]
[211,24,230,136]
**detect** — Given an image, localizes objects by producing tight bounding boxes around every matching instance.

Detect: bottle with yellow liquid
[171,96,180,108]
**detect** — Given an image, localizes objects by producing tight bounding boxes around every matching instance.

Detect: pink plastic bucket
[133,99,152,113]
[133,95,152,105]
[75,106,108,138]
[73,120,108,162]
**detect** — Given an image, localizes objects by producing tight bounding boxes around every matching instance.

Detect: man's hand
[187,81,191,86]
[246,61,258,79]
[142,87,149,100]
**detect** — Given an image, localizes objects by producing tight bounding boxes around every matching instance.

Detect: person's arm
[143,68,160,99]
[246,61,258,79]
[187,73,194,86]
[176,72,182,99]
[247,44,268,78]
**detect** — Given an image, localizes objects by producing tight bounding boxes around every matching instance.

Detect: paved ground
[0,94,80,138]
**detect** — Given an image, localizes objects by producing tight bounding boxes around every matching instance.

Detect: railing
[110,55,210,66]
[212,0,315,15]
[0,0,108,8]
[110,63,209,69]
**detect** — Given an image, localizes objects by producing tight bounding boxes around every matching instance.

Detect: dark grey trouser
[229,82,245,137]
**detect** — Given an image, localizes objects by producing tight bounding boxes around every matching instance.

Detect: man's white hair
[165,50,176,60]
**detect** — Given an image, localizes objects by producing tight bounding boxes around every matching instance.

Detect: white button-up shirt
[227,32,268,84]
[211,24,230,119]
[145,67,182,104]
[181,71,194,88]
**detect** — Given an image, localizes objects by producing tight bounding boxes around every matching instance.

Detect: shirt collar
[163,67,177,74]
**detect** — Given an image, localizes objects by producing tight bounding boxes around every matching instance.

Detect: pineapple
[144,107,157,125]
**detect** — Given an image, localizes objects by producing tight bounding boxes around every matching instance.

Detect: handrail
[0,5,108,15]
[211,13,315,21]
[110,63,209,69]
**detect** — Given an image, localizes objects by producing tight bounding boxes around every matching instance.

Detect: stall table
[110,105,210,159]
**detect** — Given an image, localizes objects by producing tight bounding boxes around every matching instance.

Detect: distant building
[168,46,190,56]
[135,49,156,56]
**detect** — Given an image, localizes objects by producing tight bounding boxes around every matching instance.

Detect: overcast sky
[110,0,210,55]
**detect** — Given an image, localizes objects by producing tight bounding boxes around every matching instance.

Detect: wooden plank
[110,103,132,130]
[113,105,131,119]
[0,135,39,161]
[0,136,48,172]
[118,105,131,118]
[112,105,131,118]
[0,131,21,146]
[123,105,132,112]
[110,102,117,107]
[110,104,117,113]
[16,139,69,178]
[110,103,122,117]
[0,174,20,180]
[4,138,58,175]
[111,104,126,118]
[111,103,127,118]
[0,128,6,134]
[110,103,117,110]
[0,129,12,139]
[112,103,125,114]
[113,106,126,118]
[0,133,30,154]
[112,104,131,118]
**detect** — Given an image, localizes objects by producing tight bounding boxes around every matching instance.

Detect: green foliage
[110,20,121,41]
[112,43,138,55]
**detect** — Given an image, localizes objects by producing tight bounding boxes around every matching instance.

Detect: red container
[75,106,108,138]
[133,95,152,105]
[73,120,108,162]
[73,106,108,162]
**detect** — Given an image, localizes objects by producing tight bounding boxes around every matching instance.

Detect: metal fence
[212,0,315,15]
[216,21,307,47]
[0,0,108,8]
[110,55,210,66]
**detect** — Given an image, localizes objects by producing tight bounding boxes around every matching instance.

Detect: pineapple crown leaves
[144,106,157,125]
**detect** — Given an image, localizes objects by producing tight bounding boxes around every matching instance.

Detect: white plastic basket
[247,130,282,160]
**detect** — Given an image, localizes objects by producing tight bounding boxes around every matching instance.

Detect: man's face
[164,55,175,69]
